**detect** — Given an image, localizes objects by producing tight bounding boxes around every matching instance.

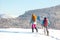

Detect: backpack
[43,18,48,27]
[32,14,37,22]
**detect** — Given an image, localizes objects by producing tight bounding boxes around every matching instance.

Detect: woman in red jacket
[43,17,49,36]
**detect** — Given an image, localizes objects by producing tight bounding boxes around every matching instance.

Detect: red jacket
[43,18,48,27]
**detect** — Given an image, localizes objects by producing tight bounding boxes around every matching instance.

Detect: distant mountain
[0,5,60,29]
[18,5,60,29]
[0,14,14,18]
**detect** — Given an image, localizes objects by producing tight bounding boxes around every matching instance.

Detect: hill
[0,5,60,29]
[18,5,60,29]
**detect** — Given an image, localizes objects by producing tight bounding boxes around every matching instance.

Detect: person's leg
[32,24,34,33]
[46,27,49,36]
[34,24,38,32]
[32,27,34,33]
[44,27,46,35]
[35,27,38,32]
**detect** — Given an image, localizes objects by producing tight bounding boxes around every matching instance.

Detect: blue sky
[0,0,60,17]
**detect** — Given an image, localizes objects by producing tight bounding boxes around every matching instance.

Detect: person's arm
[48,19,50,26]
[30,18,32,24]
[40,20,44,29]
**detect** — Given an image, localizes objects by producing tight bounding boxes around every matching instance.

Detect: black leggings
[32,27,38,32]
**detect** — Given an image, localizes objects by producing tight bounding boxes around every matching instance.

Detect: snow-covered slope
[0,28,60,40]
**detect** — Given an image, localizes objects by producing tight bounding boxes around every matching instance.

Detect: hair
[44,17,47,20]
[32,14,37,22]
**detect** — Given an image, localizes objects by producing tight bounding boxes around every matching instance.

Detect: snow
[0,28,60,40]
